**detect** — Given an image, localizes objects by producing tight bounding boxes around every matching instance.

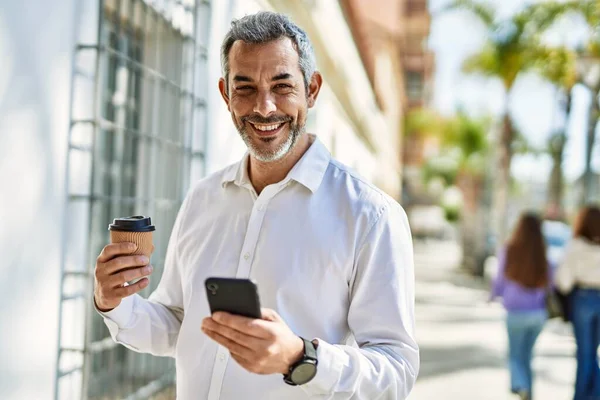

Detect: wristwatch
[283,337,318,386]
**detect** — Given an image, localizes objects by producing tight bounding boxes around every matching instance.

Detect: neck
[248,134,313,194]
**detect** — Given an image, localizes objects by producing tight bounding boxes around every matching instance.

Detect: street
[410,239,577,400]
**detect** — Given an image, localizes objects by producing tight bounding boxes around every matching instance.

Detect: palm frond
[442,111,490,158]
[462,43,501,77]
[584,41,600,58]
[443,0,496,28]
[521,1,582,35]
[577,0,600,27]
[404,108,445,138]
[533,46,578,90]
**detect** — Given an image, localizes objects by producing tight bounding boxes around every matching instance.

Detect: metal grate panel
[56,0,211,398]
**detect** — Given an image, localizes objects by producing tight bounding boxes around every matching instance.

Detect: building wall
[400,0,437,207]
[0,1,78,398]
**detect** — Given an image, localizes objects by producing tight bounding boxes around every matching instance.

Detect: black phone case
[205,277,262,319]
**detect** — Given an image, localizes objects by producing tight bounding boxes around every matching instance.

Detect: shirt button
[244,252,250,260]
[219,353,226,361]
[258,204,265,211]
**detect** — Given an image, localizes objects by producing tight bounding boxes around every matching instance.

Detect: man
[94,11,418,400]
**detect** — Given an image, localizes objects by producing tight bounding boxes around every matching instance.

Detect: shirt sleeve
[490,248,507,300]
[97,194,191,357]
[555,241,577,293]
[300,202,419,400]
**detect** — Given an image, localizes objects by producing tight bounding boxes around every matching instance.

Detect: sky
[428,0,597,184]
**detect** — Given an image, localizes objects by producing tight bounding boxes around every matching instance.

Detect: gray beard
[237,121,304,162]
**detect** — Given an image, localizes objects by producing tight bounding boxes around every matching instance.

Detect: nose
[253,91,277,117]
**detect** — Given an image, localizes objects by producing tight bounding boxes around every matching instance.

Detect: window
[405,36,425,54]
[405,70,424,102]
[56,1,211,399]
[406,0,427,15]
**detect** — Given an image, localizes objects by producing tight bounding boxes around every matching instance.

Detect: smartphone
[204,277,262,319]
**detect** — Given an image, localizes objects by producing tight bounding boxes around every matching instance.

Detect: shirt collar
[221,152,251,188]
[286,135,331,193]
[220,134,331,193]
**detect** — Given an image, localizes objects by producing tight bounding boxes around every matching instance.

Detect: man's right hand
[94,242,154,312]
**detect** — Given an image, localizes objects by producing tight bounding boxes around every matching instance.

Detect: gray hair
[221,12,317,94]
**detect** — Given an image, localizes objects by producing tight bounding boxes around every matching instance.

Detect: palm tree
[546,131,568,217]
[575,1,600,205]
[526,0,600,205]
[445,0,550,244]
[449,113,492,276]
[578,44,600,205]
[418,109,492,275]
[534,46,577,218]
[402,108,447,205]
[528,0,600,205]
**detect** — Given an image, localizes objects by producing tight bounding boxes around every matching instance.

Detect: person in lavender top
[490,213,551,400]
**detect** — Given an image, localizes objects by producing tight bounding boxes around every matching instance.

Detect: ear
[306,72,322,109]
[218,78,230,111]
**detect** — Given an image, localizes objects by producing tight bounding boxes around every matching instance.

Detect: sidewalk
[410,239,576,400]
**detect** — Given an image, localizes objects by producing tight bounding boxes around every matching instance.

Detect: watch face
[291,362,317,385]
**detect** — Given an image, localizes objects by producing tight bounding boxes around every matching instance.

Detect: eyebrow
[272,73,293,81]
[232,73,293,83]
[233,75,252,83]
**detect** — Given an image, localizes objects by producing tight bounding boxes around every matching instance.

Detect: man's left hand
[201,308,304,375]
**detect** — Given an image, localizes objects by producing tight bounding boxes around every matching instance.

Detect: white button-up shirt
[100,136,419,399]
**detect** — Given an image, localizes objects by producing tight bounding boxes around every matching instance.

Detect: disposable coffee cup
[108,216,155,258]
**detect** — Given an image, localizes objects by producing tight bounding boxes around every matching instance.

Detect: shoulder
[172,163,239,219]
[564,237,588,255]
[324,159,408,226]
[186,162,238,199]
[569,237,595,248]
[566,236,600,258]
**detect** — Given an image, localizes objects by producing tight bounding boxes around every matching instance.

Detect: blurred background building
[0,0,431,399]
[399,0,436,203]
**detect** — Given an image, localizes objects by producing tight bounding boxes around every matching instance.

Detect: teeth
[252,123,282,132]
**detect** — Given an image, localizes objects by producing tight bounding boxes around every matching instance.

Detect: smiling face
[219,37,321,162]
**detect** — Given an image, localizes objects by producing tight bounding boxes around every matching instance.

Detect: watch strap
[303,337,318,361]
[283,337,318,386]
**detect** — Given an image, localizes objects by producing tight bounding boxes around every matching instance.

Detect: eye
[235,86,254,91]
[274,83,292,89]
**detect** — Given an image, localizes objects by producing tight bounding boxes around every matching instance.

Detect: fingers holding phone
[94,242,154,312]
[202,278,306,376]
[201,307,305,376]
